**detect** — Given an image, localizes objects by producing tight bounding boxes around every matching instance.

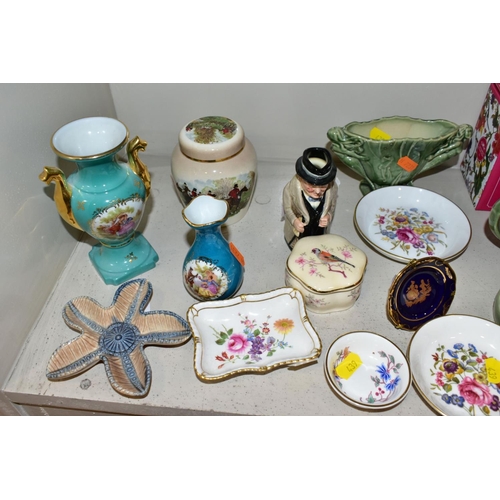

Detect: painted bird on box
[311,248,355,269]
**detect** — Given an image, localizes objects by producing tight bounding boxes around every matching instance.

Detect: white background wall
[0,82,490,415]
[110,83,489,160]
[0,83,116,414]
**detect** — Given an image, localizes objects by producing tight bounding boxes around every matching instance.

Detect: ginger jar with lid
[285,234,367,313]
[171,116,257,225]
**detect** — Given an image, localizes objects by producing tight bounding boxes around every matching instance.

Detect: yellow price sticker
[335,352,362,380]
[485,357,500,384]
[369,127,391,141]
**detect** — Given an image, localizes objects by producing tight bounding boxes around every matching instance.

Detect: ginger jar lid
[178,116,245,162]
[287,235,367,292]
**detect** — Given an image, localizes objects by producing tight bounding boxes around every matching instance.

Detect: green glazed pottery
[327,116,472,195]
[488,200,500,324]
[489,198,500,241]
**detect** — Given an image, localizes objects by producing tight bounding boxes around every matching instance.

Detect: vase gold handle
[39,166,82,230]
[127,136,151,199]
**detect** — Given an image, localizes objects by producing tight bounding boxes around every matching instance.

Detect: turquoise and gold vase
[40,117,158,285]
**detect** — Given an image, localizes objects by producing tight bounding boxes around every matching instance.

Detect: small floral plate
[187,288,322,382]
[407,314,500,416]
[354,186,471,263]
[324,331,412,411]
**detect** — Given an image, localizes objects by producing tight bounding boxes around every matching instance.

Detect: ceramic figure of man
[283,147,338,250]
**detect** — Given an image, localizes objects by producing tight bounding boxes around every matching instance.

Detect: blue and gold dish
[387,257,456,331]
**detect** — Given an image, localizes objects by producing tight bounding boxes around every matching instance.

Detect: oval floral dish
[354,186,471,263]
[324,331,412,411]
[408,314,500,416]
[187,288,322,382]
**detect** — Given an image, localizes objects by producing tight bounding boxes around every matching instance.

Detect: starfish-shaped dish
[47,278,192,398]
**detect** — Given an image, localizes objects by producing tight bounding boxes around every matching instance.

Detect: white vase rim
[51,116,129,160]
[182,195,229,226]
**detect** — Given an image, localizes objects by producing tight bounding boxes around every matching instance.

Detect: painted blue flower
[453,343,464,350]
[468,343,478,353]
[278,340,288,349]
[376,363,391,382]
[385,376,401,391]
[422,211,429,217]
[409,208,418,213]
[451,394,465,407]
[447,349,458,359]
[246,332,255,341]
[441,393,451,404]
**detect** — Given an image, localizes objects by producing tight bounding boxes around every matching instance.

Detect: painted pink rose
[458,376,493,406]
[227,333,251,354]
[476,136,488,162]
[492,131,500,157]
[396,227,420,245]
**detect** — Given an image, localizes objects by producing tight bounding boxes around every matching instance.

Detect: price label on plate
[335,352,362,379]
[485,357,500,384]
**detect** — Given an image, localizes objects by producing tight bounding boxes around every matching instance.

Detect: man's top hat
[295,147,337,186]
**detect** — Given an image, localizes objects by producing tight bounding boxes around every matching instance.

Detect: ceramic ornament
[282,147,339,250]
[182,195,244,301]
[40,117,158,285]
[328,116,472,195]
[354,185,471,263]
[46,279,192,398]
[171,115,258,225]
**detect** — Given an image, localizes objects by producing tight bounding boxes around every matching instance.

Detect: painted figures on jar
[282,147,338,250]
[171,116,257,225]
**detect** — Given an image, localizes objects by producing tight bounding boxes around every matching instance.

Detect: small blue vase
[182,195,244,300]
[40,117,158,285]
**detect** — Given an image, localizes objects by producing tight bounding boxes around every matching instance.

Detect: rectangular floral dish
[187,287,322,382]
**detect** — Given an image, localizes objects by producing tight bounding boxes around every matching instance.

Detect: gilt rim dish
[387,257,457,331]
[324,331,412,411]
[407,314,500,416]
[187,287,322,382]
[354,186,471,263]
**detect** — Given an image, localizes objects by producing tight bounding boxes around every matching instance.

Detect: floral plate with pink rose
[187,288,322,382]
[407,314,500,416]
[354,186,471,263]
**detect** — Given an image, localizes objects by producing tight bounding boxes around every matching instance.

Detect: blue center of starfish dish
[101,322,139,355]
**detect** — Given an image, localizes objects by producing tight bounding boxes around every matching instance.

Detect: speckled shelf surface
[4,156,498,415]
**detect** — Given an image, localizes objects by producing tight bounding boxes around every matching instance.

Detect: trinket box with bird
[285,234,367,313]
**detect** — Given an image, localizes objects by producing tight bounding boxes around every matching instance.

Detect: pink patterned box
[460,83,500,210]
